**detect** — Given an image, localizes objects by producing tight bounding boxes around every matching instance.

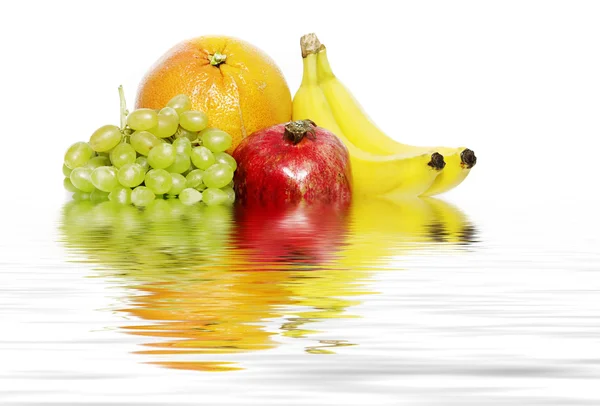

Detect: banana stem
[300,33,322,58]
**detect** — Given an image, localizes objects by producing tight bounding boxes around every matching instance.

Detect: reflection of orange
[121,266,366,371]
[135,36,292,152]
[116,203,356,372]
[123,272,295,348]
[59,198,476,372]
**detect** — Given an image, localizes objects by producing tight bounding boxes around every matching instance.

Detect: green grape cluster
[62,91,237,207]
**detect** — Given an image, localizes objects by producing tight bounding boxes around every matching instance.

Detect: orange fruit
[135,36,292,152]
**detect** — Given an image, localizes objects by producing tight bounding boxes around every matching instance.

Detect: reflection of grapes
[62,89,236,206]
[59,199,235,278]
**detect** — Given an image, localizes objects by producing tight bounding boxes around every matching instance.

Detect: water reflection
[59,197,476,371]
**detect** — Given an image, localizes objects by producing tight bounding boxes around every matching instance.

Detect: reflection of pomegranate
[232,120,352,205]
[234,202,349,266]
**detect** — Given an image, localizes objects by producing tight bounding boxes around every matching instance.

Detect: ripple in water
[58,197,476,372]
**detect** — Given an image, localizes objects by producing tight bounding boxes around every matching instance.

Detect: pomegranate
[232,120,352,205]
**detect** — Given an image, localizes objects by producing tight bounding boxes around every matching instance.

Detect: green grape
[214,151,237,171]
[200,128,232,153]
[117,163,145,188]
[203,163,234,189]
[166,153,191,173]
[85,155,111,169]
[145,169,173,195]
[91,166,119,192]
[127,108,158,131]
[173,137,192,155]
[167,173,186,195]
[202,188,228,206]
[159,106,178,119]
[135,156,150,172]
[109,143,136,168]
[63,177,78,192]
[130,131,161,156]
[70,167,95,192]
[175,126,198,141]
[108,186,132,205]
[166,94,191,115]
[90,189,110,203]
[147,143,176,169]
[149,110,179,138]
[64,141,94,169]
[179,188,202,205]
[89,125,122,152]
[190,146,215,170]
[221,185,236,204]
[131,186,155,207]
[62,164,72,177]
[195,183,207,191]
[72,192,91,201]
[185,169,204,188]
[179,110,208,132]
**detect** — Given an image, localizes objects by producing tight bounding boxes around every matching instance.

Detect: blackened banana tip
[461,149,477,169]
[428,152,446,170]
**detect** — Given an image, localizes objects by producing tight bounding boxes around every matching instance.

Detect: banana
[314,37,476,196]
[293,35,445,197]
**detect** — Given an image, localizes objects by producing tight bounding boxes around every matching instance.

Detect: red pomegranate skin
[232,121,352,205]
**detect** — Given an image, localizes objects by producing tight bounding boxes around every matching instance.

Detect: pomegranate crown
[283,120,318,145]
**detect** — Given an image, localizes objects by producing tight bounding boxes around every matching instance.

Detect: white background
[2,2,600,405]
[1,0,599,203]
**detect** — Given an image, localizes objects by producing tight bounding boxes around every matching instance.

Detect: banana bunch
[292,33,477,197]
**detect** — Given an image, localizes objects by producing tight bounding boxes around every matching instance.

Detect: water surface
[1,196,599,405]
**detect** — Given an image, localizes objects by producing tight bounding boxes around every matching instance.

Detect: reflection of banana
[293,36,444,197]
[59,198,476,371]
[422,197,478,244]
[335,197,478,268]
[336,198,432,269]
[312,35,476,197]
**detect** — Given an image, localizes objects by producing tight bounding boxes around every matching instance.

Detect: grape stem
[118,85,129,131]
